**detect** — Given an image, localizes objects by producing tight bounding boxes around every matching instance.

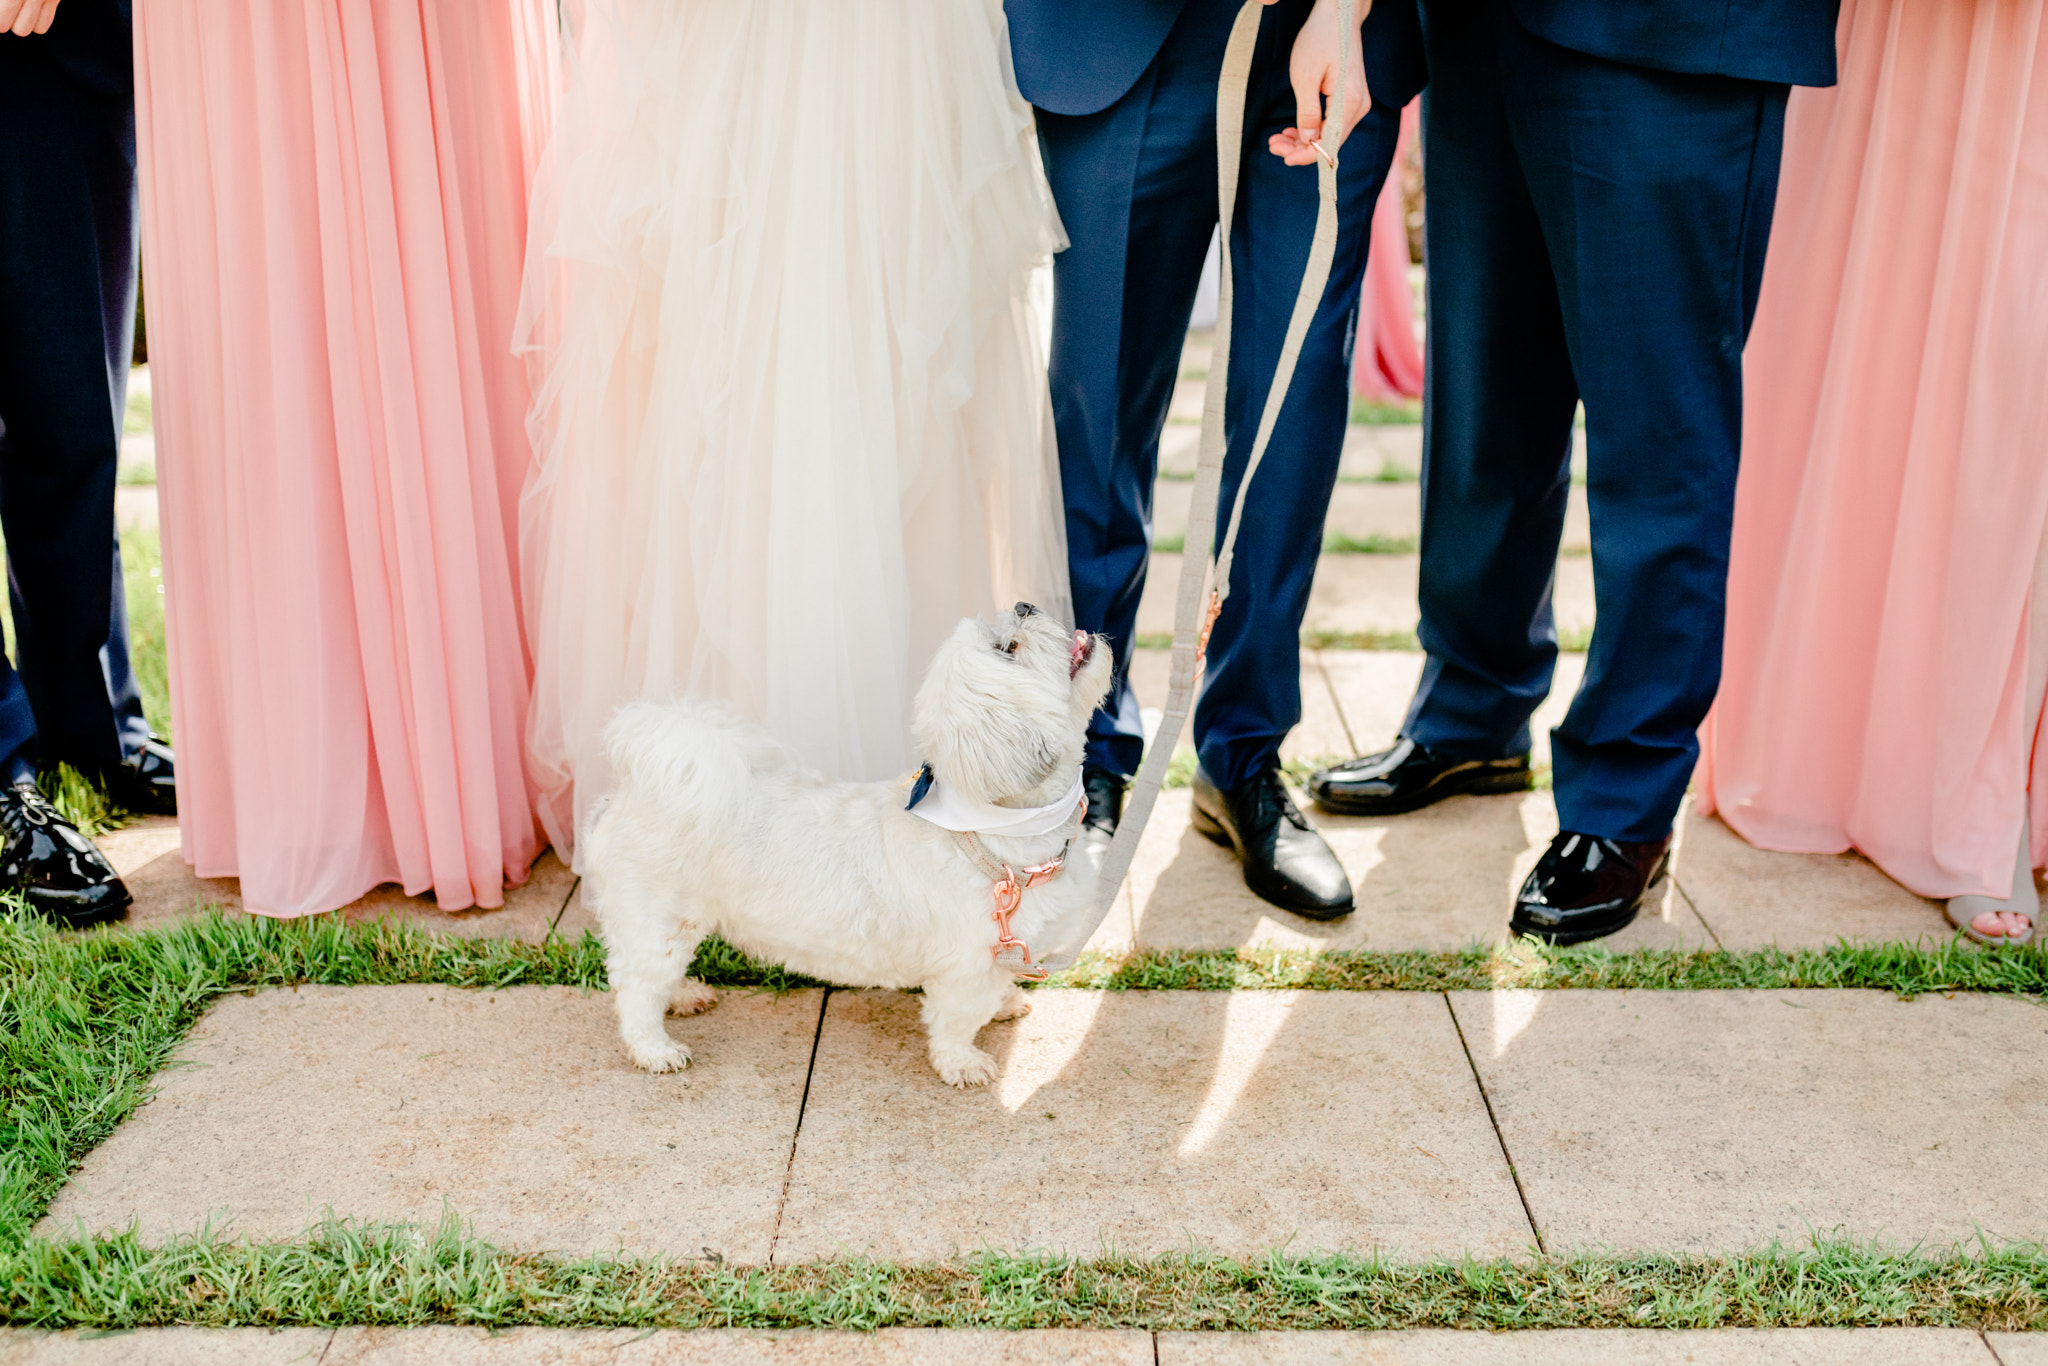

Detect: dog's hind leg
[920,973,1016,1088]
[600,869,707,1073]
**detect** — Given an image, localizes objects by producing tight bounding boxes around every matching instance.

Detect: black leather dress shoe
[0,782,132,928]
[1080,765,1126,860]
[1308,737,1532,817]
[1191,765,1353,920]
[107,735,177,816]
[1510,831,1672,945]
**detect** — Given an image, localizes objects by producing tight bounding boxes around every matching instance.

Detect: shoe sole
[1313,767,1533,818]
[1190,798,1355,921]
[1509,862,1671,946]
[32,886,135,931]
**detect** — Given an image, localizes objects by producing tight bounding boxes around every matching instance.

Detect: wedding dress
[517,0,1072,864]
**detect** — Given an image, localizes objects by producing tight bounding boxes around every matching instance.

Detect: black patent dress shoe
[107,735,177,816]
[1191,765,1353,920]
[1308,736,1532,817]
[1079,765,1126,860]
[1510,831,1672,945]
[0,782,132,928]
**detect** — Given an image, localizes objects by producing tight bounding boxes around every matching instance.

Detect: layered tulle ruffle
[517,0,1071,862]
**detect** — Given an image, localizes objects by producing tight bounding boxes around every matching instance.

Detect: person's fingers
[0,1,24,34]
[34,0,62,34]
[1292,65,1323,147]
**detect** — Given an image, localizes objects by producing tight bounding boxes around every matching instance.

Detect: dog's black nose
[1014,601,1040,619]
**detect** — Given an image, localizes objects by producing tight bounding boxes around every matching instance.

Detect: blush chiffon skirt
[1698,0,2048,898]
[136,0,558,916]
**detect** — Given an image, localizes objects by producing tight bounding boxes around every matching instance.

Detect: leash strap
[1042,0,1355,969]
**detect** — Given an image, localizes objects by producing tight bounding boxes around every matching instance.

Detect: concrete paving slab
[325,1328,1151,1365]
[1126,649,1352,765]
[1674,811,1949,949]
[96,814,182,878]
[39,985,820,1259]
[1137,556,1596,648]
[1158,1328,1997,1364]
[115,482,158,531]
[114,846,578,944]
[1312,653,1587,769]
[1155,425,1414,489]
[1986,1334,2048,1364]
[0,1329,332,1366]
[1450,989,2048,1253]
[1128,789,1713,953]
[1151,482,1590,556]
[776,990,1531,1261]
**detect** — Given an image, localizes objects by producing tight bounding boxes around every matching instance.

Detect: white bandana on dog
[904,764,1086,838]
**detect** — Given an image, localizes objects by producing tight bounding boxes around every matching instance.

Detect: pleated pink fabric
[1352,100,1423,403]
[1697,0,2048,899]
[136,0,557,916]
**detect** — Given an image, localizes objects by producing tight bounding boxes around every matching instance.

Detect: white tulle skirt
[516,0,1072,863]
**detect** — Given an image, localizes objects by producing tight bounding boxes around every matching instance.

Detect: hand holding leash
[1268,0,1373,167]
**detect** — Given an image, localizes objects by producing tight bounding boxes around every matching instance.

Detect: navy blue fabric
[1008,0,1186,117]
[1012,0,1428,119]
[1402,0,1789,842]
[1037,0,1420,790]
[1511,0,1838,89]
[0,0,149,786]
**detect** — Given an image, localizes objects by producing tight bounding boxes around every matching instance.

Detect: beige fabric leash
[1042,0,1357,969]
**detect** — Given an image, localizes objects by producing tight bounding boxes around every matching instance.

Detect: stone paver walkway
[41,984,2048,1260]
[0,1327,2034,1365]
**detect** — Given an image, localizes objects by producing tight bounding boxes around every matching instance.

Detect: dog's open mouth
[1069,630,1093,679]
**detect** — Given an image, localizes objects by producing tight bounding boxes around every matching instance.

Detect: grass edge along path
[6,1218,2048,1332]
[6,908,2046,1252]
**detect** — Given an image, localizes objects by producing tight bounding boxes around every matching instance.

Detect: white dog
[582,602,1115,1087]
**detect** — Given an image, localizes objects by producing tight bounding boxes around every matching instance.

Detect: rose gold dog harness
[950,794,1086,981]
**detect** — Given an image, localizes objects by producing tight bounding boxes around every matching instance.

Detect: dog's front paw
[627,1038,693,1073]
[667,981,719,1017]
[990,988,1033,1022]
[930,1044,998,1089]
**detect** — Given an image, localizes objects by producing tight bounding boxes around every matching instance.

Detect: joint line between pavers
[1312,649,1361,756]
[314,1328,341,1365]
[1152,1329,1163,1365]
[1671,874,1725,951]
[768,986,832,1264]
[1442,990,1547,1257]
[548,876,581,938]
[1982,1330,2010,1366]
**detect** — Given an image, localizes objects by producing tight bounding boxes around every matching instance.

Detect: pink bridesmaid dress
[135,0,558,916]
[1351,99,1423,404]
[1698,0,2048,900]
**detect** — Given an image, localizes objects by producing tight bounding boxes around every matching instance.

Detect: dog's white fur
[582,603,1114,1087]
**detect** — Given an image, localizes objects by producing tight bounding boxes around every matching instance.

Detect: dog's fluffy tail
[599,700,752,838]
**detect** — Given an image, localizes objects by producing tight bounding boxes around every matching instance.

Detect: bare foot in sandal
[1946,828,2041,947]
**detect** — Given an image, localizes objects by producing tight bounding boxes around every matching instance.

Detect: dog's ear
[914,617,1062,803]
[1073,633,1115,721]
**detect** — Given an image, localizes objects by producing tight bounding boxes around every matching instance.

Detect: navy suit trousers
[1405,0,1788,841]
[0,18,148,783]
[1039,0,1403,789]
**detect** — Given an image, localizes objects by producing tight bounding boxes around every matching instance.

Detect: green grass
[122,387,151,437]
[34,765,124,842]
[6,907,2048,1329]
[1350,397,1422,425]
[8,1224,2048,1331]
[120,527,170,741]
[1048,939,2048,995]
